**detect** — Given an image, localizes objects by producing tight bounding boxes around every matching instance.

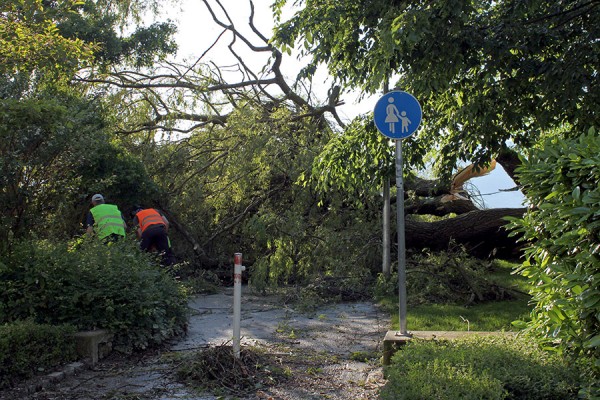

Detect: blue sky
[469,167,526,209]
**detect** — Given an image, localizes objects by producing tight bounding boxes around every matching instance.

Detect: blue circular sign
[373,91,422,139]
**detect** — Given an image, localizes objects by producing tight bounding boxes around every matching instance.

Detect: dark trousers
[140,225,174,266]
[102,233,125,244]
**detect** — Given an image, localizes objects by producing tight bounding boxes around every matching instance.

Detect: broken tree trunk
[405,207,526,258]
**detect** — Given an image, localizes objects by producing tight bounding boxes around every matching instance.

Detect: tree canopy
[273,0,600,174]
[0,0,94,77]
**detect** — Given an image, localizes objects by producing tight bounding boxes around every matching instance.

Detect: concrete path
[175,288,388,355]
[2,287,390,400]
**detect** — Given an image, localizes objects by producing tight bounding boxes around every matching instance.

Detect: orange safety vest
[137,209,165,233]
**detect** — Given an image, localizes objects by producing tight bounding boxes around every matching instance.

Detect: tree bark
[404,196,478,216]
[405,207,526,258]
[404,175,450,197]
[497,146,521,184]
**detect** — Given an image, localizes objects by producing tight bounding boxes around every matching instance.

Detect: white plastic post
[233,253,245,358]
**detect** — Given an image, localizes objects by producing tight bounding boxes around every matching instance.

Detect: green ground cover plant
[0,238,189,353]
[0,321,77,389]
[381,335,584,400]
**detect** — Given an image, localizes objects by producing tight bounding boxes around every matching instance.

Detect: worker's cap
[91,194,104,202]
[131,206,143,216]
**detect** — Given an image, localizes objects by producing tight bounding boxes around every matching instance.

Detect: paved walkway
[2,287,390,400]
[2,287,513,399]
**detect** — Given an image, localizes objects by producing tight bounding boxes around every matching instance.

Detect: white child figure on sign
[399,111,411,133]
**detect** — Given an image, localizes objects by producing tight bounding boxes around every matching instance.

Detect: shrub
[0,238,189,352]
[381,335,583,400]
[0,321,77,389]
[506,130,599,394]
[375,244,516,305]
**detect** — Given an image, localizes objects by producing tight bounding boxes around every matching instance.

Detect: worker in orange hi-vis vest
[131,206,175,266]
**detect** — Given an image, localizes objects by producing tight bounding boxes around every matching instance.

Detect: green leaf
[582,293,600,309]
[585,334,600,349]
[568,207,591,215]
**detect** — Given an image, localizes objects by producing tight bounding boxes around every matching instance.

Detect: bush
[381,335,583,400]
[506,130,599,394]
[0,238,189,352]
[0,321,77,389]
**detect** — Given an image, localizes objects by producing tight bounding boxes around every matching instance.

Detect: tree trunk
[404,196,478,216]
[405,207,526,258]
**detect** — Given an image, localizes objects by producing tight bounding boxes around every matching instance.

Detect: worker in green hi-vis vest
[84,194,126,242]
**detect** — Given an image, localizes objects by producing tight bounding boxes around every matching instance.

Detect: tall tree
[0,0,94,77]
[0,0,179,247]
[268,0,599,257]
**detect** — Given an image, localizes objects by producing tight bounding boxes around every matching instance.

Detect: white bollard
[233,253,245,358]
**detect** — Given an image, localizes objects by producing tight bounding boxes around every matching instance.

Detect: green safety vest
[90,204,126,239]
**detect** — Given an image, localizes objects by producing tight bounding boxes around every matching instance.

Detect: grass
[488,259,533,293]
[398,300,531,331]
[381,258,533,332]
[379,296,531,331]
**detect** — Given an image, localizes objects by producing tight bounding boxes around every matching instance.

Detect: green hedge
[381,335,583,400]
[506,130,599,396]
[0,238,189,352]
[0,321,77,389]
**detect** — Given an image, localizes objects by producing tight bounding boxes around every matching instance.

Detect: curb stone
[8,361,87,397]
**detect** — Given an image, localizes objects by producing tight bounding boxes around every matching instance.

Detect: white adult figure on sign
[385,97,401,133]
[399,111,411,133]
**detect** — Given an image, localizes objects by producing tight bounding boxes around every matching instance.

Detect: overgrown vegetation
[381,335,584,400]
[0,321,77,389]
[408,245,522,305]
[0,238,189,353]
[375,246,528,306]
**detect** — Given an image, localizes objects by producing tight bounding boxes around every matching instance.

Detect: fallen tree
[74,0,527,266]
[402,161,526,258]
[405,207,526,258]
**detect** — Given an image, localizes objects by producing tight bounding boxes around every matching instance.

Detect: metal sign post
[395,140,408,334]
[374,91,422,336]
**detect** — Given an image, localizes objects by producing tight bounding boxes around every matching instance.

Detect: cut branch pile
[175,343,287,397]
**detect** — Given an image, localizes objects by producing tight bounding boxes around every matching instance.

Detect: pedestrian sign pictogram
[374,91,422,139]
